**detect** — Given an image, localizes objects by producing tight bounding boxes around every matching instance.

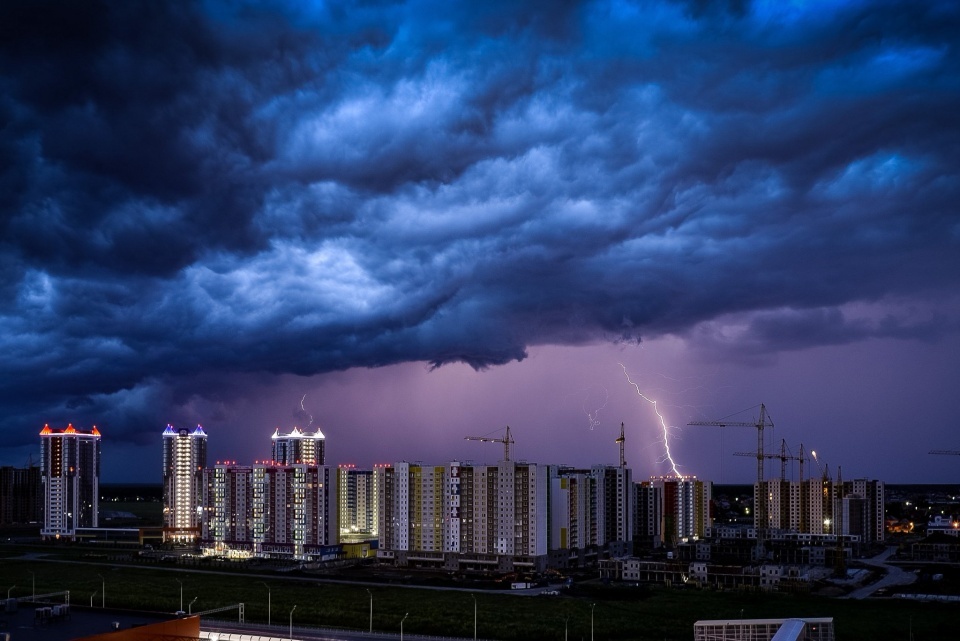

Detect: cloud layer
[1,0,958,451]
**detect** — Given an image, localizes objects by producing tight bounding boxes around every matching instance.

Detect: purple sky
[1,1,959,483]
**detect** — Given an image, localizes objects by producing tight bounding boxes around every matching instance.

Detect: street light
[564,615,570,641]
[6,585,15,599]
[97,573,105,608]
[260,582,271,626]
[189,597,198,615]
[366,588,373,634]
[471,593,477,641]
[289,604,297,641]
[591,603,596,641]
[401,612,409,641]
[90,590,97,607]
[176,579,183,613]
[28,571,35,600]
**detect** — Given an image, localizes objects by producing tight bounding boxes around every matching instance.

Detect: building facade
[634,476,712,548]
[201,462,337,559]
[376,460,549,571]
[39,424,101,539]
[338,464,379,542]
[162,424,208,543]
[271,427,325,465]
[0,465,42,525]
[755,477,884,544]
[549,465,634,558]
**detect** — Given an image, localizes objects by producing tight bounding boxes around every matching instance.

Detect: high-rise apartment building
[843,478,885,544]
[271,427,325,465]
[39,424,101,539]
[549,465,633,555]
[596,464,634,550]
[755,477,884,544]
[338,465,379,542]
[162,424,208,543]
[633,479,662,547]
[377,460,549,571]
[0,465,42,525]
[634,476,712,547]
[201,462,337,559]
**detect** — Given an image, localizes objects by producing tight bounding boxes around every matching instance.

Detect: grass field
[0,555,952,640]
[99,500,164,525]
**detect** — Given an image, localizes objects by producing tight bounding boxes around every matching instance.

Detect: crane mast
[689,403,774,557]
[616,422,626,468]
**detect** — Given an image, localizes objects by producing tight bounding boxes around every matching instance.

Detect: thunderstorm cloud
[1,0,958,450]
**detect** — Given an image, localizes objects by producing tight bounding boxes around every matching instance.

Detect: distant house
[910,531,960,562]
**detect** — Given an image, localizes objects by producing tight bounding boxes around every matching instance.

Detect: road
[845,546,917,599]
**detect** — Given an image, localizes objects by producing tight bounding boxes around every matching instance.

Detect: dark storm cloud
[1,0,959,444]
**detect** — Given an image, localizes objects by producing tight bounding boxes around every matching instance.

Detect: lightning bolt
[619,362,681,476]
[300,394,314,427]
[582,386,610,431]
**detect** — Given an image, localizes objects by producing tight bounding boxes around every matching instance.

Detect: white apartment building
[201,461,337,559]
[549,465,633,554]
[162,424,207,543]
[39,424,101,539]
[338,464,379,542]
[271,426,325,465]
[377,460,549,571]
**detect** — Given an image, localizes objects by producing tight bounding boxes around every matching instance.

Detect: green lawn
[0,557,950,640]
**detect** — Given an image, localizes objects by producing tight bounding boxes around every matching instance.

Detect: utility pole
[366,589,373,634]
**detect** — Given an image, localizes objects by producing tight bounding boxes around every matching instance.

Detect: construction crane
[616,422,626,468]
[811,450,830,480]
[733,439,802,482]
[688,403,774,556]
[465,425,514,462]
[734,439,807,537]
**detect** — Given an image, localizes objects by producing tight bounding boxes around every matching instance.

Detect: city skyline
[1,2,959,484]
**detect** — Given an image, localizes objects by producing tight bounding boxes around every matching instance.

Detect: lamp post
[289,604,297,641]
[260,582,271,626]
[28,571,35,600]
[6,585,15,599]
[176,579,183,613]
[564,615,569,641]
[366,588,373,634]
[90,590,97,607]
[591,603,596,641]
[471,593,477,641]
[401,612,409,641]
[189,597,198,615]
[98,573,105,608]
